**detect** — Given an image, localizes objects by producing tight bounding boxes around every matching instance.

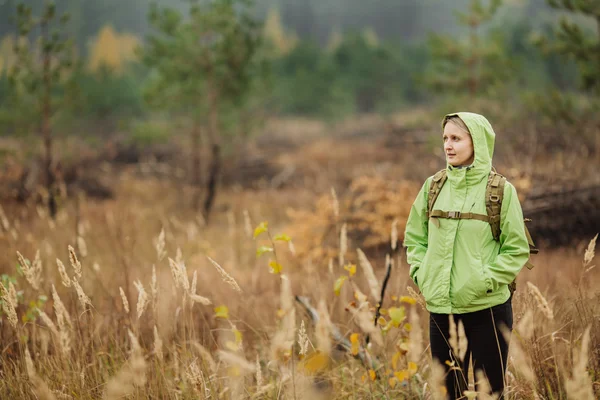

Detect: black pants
[429,298,513,399]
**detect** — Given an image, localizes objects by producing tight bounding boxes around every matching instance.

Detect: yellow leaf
[379,308,388,315]
[268,260,283,274]
[273,233,291,242]
[400,296,417,305]
[214,305,229,319]
[408,361,418,376]
[391,295,398,301]
[404,323,412,332]
[394,370,409,382]
[392,351,401,370]
[344,264,357,277]
[388,306,406,327]
[388,377,397,388]
[369,369,376,381]
[350,333,360,356]
[302,352,329,373]
[256,246,274,257]
[253,221,268,239]
[398,342,409,353]
[361,374,367,383]
[377,316,387,326]
[463,391,478,399]
[225,341,239,351]
[233,327,243,346]
[334,276,347,296]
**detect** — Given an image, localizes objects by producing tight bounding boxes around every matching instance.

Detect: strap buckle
[489,195,500,202]
[448,211,461,218]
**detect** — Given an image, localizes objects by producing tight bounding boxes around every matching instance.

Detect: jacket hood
[443,112,495,179]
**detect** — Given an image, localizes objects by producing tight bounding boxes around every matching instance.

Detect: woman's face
[443,122,474,167]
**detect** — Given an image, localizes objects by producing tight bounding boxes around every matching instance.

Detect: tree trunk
[203,87,221,223]
[41,17,56,218]
[191,119,203,211]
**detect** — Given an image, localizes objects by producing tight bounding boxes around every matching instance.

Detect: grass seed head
[73,279,92,309]
[298,320,310,356]
[207,256,242,293]
[583,234,597,267]
[18,250,42,290]
[527,282,554,320]
[56,258,72,287]
[68,245,82,279]
[119,287,130,313]
[134,280,149,320]
[190,294,212,305]
[356,248,381,303]
[0,281,18,328]
[155,228,166,261]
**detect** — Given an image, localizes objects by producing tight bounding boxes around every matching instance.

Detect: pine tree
[544,0,600,93]
[141,0,267,219]
[426,0,512,96]
[8,1,74,218]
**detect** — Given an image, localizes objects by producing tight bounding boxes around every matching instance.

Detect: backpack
[425,168,538,293]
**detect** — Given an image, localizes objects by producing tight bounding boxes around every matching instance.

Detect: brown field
[0,114,598,399]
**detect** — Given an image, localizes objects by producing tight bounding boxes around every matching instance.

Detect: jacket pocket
[452,260,488,307]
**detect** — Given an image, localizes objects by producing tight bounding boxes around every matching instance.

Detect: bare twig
[367,253,393,345]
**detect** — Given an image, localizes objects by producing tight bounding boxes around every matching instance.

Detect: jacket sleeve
[404,178,430,288]
[483,182,530,292]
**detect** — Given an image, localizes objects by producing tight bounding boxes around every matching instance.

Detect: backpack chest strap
[429,209,490,222]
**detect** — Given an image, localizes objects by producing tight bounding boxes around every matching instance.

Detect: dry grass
[0,144,598,399]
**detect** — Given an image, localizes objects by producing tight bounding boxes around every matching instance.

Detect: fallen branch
[295,295,381,371]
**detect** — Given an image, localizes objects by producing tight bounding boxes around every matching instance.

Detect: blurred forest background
[0,0,598,242]
[0,0,593,122]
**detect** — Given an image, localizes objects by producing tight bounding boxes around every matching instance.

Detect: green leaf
[256,246,273,257]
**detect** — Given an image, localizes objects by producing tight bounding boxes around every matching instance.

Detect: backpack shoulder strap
[485,169,506,241]
[427,169,447,218]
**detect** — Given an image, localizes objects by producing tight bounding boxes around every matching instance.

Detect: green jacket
[404,112,530,314]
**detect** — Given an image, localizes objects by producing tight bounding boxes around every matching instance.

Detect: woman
[404,112,530,399]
